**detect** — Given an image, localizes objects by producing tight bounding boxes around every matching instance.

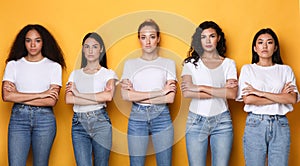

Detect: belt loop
[260,114,263,120]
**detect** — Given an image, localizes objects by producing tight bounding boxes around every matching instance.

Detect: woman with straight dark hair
[237,28,299,166]
[2,24,65,166]
[181,21,237,166]
[65,32,117,166]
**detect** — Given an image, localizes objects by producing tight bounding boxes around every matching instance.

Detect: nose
[146,37,150,44]
[31,41,36,47]
[263,42,267,48]
[89,47,93,53]
[206,37,211,43]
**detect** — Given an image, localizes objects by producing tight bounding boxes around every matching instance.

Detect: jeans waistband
[133,102,166,107]
[74,107,106,118]
[248,112,286,120]
[13,103,52,110]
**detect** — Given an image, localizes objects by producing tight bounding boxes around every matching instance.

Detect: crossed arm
[2,81,60,107]
[65,79,116,105]
[181,75,238,100]
[120,79,177,104]
[242,82,297,105]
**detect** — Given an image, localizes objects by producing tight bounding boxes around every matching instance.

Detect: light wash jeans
[243,113,290,166]
[8,103,56,166]
[127,103,174,166]
[72,108,112,166]
[185,111,233,166]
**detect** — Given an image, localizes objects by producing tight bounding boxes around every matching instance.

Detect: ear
[253,46,257,53]
[157,36,160,43]
[274,45,278,52]
[100,46,104,53]
[218,35,221,42]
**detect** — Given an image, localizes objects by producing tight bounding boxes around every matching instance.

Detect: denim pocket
[278,117,289,127]
[72,115,80,126]
[246,118,261,127]
[97,112,111,124]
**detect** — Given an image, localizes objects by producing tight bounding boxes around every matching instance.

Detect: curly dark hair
[81,32,107,68]
[184,21,226,67]
[6,24,66,68]
[251,28,283,64]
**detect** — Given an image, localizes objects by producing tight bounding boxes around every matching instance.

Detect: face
[200,28,220,53]
[83,37,102,63]
[25,29,43,56]
[254,33,277,60]
[139,26,160,54]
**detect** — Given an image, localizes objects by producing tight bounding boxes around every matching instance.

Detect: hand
[3,82,17,92]
[242,82,264,97]
[225,79,238,88]
[181,81,199,92]
[120,79,133,90]
[40,86,59,100]
[281,81,295,94]
[162,80,177,95]
[66,82,80,96]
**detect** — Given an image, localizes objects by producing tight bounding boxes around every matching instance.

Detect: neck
[257,59,274,66]
[141,52,159,61]
[201,52,221,60]
[25,54,44,62]
[84,61,101,71]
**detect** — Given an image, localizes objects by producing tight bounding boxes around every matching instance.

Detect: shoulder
[159,57,175,63]
[276,64,294,72]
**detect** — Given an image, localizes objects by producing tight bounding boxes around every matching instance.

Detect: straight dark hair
[251,28,283,64]
[81,32,107,68]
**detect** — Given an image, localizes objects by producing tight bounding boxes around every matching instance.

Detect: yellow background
[0,0,300,165]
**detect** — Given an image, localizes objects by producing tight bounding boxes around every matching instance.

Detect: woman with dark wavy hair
[181,21,237,166]
[65,32,117,166]
[237,28,299,166]
[2,24,65,166]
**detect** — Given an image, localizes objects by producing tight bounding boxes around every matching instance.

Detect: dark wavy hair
[138,19,160,38]
[81,32,107,68]
[6,24,66,68]
[251,28,283,64]
[184,21,226,67]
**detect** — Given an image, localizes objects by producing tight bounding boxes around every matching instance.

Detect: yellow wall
[0,0,300,165]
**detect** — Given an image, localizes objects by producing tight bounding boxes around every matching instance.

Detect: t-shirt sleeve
[107,69,119,82]
[121,60,131,81]
[181,62,193,77]
[50,63,62,86]
[286,66,300,102]
[226,59,238,80]
[67,70,75,84]
[3,61,16,83]
[236,65,249,102]
[166,60,177,81]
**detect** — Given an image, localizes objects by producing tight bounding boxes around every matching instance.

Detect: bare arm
[181,75,237,99]
[2,81,60,107]
[242,82,297,105]
[65,79,116,105]
[120,79,176,103]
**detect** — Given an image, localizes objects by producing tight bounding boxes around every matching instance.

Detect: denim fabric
[243,113,290,166]
[72,108,112,166]
[128,103,174,166]
[8,103,56,166]
[185,111,233,166]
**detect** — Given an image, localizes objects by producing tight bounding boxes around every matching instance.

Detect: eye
[257,41,263,44]
[200,36,206,39]
[84,45,89,49]
[150,35,156,39]
[36,39,42,43]
[25,39,31,43]
[93,45,98,49]
[267,41,273,44]
[140,36,146,40]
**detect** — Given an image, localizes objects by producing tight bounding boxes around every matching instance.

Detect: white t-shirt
[3,57,62,93]
[67,67,118,113]
[181,58,237,117]
[121,57,177,92]
[236,64,300,115]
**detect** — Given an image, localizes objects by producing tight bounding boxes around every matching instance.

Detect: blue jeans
[127,103,174,166]
[243,113,290,166]
[72,108,112,166]
[185,111,233,166]
[8,103,56,166]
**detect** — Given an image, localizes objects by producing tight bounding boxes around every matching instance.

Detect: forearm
[182,91,212,99]
[140,92,175,104]
[201,86,237,99]
[121,89,164,102]
[3,91,42,103]
[65,93,99,105]
[23,97,57,107]
[76,91,113,103]
[243,95,275,105]
[262,92,297,104]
